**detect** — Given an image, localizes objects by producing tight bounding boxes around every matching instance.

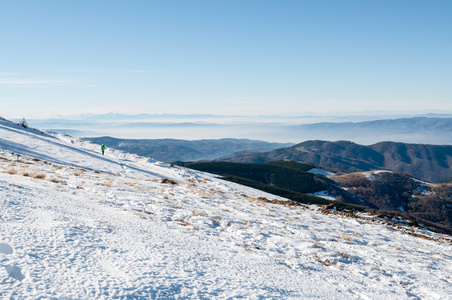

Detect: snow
[307,190,336,200]
[308,168,335,177]
[1,120,452,299]
[362,170,393,180]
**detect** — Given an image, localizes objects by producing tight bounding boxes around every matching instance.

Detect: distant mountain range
[219,140,452,182]
[83,137,293,162]
[29,116,452,144]
[289,117,452,145]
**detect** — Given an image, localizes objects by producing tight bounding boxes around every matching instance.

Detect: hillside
[178,161,359,209]
[83,137,293,162]
[220,140,452,182]
[1,120,452,299]
[181,161,452,234]
[332,171,452,231]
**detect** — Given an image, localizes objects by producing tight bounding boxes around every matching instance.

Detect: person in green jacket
[101,144,106,155]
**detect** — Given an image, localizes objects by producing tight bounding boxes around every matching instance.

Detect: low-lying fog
[25,113,452,145]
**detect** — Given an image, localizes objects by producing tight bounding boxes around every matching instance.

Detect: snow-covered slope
[1,121,451,299]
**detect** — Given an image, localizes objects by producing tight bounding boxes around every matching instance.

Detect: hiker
[101,144,106,155]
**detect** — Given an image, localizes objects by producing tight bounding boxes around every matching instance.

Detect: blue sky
[1,0,451,119]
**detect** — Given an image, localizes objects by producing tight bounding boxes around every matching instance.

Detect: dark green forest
[179,161,362,210]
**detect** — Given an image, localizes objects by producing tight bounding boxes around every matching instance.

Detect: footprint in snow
[0,243,25,281]
[0,243,13,254]
[6,265,25,281]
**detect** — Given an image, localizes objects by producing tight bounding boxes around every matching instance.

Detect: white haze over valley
[1,119,451,299]
[23,112,452,145]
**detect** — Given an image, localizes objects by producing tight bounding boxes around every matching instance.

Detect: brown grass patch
[337,235,353,242]
[243,244,256,251]
[314,254,334,266]
[7,168,18,175]
[311,241,323,248]
[192,209,206,217]
[174,219,192,226]
[212,216,222,225]
[199,192,211,198]
[31,172,46,179]
[337,251,350,258]
[49,178,60,183]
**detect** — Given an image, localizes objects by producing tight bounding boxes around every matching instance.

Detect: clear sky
[1,0,451,119]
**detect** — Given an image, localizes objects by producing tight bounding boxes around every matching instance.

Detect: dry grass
[243,244,255,251]
[212,216,222,224]
[337,251,350,258]
[31,172,46,180]
[104,179,113,186]
[199,192,211,198]
[49,178,60,183]
[314,254,334,266]
[174,219,192,227]
[311,241,323,248]
[337,235,353,242]
[192,209,207,217]
[7,168,18,175]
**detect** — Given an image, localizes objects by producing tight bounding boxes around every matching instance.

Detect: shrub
[19,118,28,128]
[161,178,177,185]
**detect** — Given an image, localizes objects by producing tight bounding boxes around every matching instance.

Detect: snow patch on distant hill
[307,190,336,200]
[308,168,335,176]
[363,170,393,180]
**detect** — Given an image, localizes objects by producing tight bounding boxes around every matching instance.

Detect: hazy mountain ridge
[220,140,452,182]
[83,137,293,162]
[26,116,452,144]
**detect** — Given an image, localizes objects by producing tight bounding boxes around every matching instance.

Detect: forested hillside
[179,161,363,210]
[220,140,452,182]
[181,160,452,234]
